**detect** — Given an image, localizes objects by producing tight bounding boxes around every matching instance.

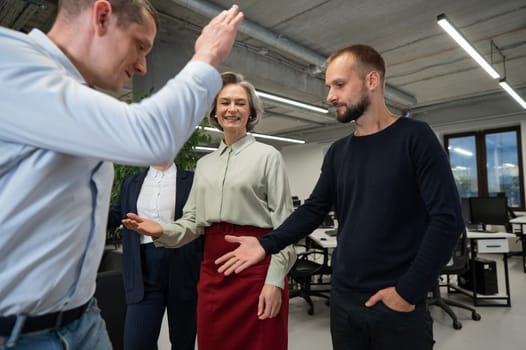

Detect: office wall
[281,142,329,201]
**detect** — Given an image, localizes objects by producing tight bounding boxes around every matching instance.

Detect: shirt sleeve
[0,38,221,166]
[154,175,204,248]
[265,245,296,288]
[263,150,297,288]
[260,146,335,255]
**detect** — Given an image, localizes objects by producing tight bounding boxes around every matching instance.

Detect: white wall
[280,142,330,202]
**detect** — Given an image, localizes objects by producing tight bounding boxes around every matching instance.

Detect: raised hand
[122,213,163,238]
[215,235,266,275]
[192,4,244,68]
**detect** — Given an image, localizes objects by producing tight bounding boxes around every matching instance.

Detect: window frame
[444,125,525,210]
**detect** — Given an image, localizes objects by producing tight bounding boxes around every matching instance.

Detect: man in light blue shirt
[0,1,243,348]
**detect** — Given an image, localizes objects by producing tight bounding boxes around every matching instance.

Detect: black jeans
[330,288,434,350]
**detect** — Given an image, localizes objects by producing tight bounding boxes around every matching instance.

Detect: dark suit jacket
[107,167,202,304]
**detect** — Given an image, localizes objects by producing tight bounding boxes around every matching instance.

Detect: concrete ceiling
[3,0,526,147]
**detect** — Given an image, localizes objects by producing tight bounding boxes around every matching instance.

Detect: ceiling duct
[169,0,417,107]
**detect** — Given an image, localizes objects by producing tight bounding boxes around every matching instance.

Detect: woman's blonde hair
[208,72,263,132]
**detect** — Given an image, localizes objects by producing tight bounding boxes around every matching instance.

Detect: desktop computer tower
[459,257,498,295]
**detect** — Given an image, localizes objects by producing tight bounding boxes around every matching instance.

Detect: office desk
[509,216,526,272]
[463,231,514,307]
[308,228,337,249]
[308,229,514,306]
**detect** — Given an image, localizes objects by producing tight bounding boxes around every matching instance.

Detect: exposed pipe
[169,0,417,107]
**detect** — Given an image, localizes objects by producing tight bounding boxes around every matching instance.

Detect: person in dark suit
[107,163,202,350]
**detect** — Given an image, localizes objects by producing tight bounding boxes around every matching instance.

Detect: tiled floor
[288,254,526,350]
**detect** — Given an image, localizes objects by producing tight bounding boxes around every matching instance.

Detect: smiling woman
[121,71,296,350]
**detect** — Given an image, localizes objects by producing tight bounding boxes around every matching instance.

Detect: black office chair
[95,250,126,350]
[288,245,331,315]
[429,230,481,329]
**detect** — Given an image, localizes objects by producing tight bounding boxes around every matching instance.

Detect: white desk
[308,229,514,306]
[508,216,526,272]
[464,231,514,307]
[308,228,337,249]
[509,215,526,224]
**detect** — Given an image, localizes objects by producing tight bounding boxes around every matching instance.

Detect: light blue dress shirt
[0,27,221,315]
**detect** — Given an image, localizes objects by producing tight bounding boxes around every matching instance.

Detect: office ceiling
[2,0,526,147]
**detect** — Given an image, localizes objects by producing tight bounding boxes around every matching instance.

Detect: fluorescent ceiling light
[198,126,305,144]
[256,91,328,114]
[194,146,218,152]
[437,14,500,79]
[453,166,468,171]
[248,132,305,144]
[453,147,473,157]
[499,80,526,109]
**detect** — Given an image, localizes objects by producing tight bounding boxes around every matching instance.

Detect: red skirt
[197,222,288,350]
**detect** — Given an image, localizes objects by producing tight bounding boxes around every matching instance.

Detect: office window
[445,126,524,209]
[448,135,478,197]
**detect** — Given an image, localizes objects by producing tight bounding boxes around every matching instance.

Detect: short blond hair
[208,72,264,132]
[57,0,159,29]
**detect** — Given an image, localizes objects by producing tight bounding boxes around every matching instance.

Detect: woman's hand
[257,284,282,320]
[122,213,163,238]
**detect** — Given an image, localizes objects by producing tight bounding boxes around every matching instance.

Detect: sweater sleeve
[395,123,464,304]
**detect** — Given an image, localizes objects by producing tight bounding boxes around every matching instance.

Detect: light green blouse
[155,134,296,288]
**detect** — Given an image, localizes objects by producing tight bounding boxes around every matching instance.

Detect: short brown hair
[327,45,386,83]
[208,72,264,132]
[57,0,159,29]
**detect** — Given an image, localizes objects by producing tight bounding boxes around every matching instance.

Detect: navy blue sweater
[260,117,464,303]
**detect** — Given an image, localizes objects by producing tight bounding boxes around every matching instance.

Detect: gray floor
[288,254,526,350]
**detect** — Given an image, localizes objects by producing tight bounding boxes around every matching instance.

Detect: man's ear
[92,0,113,36]
[366,70,381,91]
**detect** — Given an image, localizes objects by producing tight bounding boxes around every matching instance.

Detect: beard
[336,94,370,123]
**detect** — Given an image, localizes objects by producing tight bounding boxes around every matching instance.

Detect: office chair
[288,244,331,315]
[95,250,126,350]
[428,230,481,330]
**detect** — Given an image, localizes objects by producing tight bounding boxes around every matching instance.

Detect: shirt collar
[218,134,256,156]
[147,163,177,179]
[28,29,86,84]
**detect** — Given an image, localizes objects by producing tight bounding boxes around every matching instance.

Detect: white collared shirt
[137,165,177,244]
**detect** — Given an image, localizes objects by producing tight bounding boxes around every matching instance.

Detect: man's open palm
[215,235,266,275]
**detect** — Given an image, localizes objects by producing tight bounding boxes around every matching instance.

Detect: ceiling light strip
[194,146,218,152]
[248,132,305,144]
[437,14,500,79]
[499,80,526,109]
[198,126,305,144]
[256,91,328,114]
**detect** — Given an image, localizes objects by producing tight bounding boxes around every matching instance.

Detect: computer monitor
[319,213,335,228]
[469,197,508,230]
[291,196,301,208]
[460,197,471,226]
